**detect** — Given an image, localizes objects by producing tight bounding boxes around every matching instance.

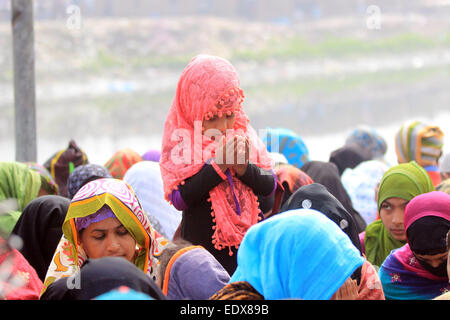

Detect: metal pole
[11,0,37,162]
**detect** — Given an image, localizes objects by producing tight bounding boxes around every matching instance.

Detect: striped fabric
[436,179,450,194]
[395,121,444,167]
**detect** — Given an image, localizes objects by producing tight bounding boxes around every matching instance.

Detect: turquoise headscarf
[229,209,365,300]
[263,128,310,169]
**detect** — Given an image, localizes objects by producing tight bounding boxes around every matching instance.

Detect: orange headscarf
[104,148,143,180]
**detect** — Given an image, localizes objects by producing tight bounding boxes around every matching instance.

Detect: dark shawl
[408,217,450,256]
[329,143,371,176]
[301,161,367,233]
[40,256,167,300]
[11,195,70,281]
[407,217,450,278]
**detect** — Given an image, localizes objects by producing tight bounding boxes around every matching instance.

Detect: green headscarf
[0,162,42,235]
[365,161,434,267]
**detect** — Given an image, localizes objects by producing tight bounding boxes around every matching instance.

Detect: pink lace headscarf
[160,55,273,254]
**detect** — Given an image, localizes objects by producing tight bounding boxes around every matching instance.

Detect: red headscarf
[0,237,43,300]
[160,55,273,254]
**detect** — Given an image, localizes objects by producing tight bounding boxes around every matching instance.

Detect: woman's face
[78,217,137,263]
[414,251,449,278]
[415,252,448,269]
[379,197,408,241]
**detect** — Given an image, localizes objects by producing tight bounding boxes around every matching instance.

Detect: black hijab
[281,183,363,284]
[301,161,367,233]
[40,256,167,300]
[407,216,450,278]
[329,143,371,176]
[11,195,70,282]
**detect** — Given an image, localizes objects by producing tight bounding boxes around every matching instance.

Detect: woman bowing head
[41,178,169,296]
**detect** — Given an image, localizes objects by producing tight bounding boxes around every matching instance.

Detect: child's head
[404,191,450,278]
[175,55,246,136]
[377,161,434,241]
[203,110,236,138]
[379,197,409,241]
[160,55,273,197]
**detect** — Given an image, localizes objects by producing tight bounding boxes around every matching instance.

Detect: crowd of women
[1,55,449,301]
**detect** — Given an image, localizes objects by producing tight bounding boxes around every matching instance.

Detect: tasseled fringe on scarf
[210,201,239,256]
[209,193,262,257]
[165,180,186,203]
[203,87,244,121]
[210,207,235,256]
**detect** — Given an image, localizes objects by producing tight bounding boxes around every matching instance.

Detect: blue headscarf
[345,126,387,160]
[229,209,365,300]
[263,128,310,169]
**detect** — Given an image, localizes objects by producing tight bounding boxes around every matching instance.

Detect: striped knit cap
[436,179,450,195]
[395,121,444,167]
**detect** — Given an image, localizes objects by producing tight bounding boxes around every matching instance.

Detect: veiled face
[78,217,137,263]
[202,112,236,138]
[414,252,448,268]
[177,55,241,123]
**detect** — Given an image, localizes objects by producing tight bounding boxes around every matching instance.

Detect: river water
[1,18,449,167]
[1,110,449,168]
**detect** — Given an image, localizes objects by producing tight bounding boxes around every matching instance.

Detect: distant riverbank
[1,15,449,165]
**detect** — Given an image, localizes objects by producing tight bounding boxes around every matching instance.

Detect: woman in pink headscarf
[159,55,275,275]
[379,191,450,299]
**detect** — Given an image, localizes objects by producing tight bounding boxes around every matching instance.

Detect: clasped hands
[214,135,250,177]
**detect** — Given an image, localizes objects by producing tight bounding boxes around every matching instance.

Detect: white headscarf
[439,153,450,173]
[124,161,182,240]
[341,160,390,225]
